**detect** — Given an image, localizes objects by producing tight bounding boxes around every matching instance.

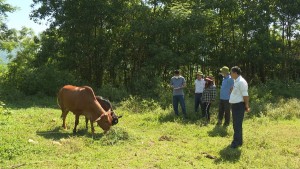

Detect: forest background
[1,0,299,102]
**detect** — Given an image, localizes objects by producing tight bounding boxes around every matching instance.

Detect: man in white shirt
[194,72,205,114]
[229,66,250,148]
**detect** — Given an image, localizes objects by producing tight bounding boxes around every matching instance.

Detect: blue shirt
[220,75,234,100]
[170,76,186,96]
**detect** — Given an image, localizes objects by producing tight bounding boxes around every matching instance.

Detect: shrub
[247,80,300,119]
[263,98,300,120]
[120,95,162,113]
[0,101,11,115]
[1,65,80,97]
[95,84,129,102]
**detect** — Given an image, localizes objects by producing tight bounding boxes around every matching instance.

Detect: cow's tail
[57,93,64,119]
[57,96,61,109]
[57,90,63,110]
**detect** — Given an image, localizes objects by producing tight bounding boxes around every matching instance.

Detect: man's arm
[243,96,250,112]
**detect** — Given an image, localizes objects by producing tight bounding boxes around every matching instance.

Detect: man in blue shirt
[170,70,187,119]
[217,66,234,126]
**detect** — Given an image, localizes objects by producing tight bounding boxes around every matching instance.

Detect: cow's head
[95,110,113,131]
[111,111,123,126]
[96,96,122,126]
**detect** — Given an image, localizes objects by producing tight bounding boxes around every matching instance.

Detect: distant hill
[0,50,17,64]
[0,51,8,64]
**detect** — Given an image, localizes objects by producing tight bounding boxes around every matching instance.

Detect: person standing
[217,66,234,126]
[201,77,216,122]
[229,66,250,148]
[170,70,187,119]
[194,72,205,114]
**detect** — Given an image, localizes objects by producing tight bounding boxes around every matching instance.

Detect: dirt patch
[159,135,173,141]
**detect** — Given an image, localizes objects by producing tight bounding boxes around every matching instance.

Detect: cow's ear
[118,115,123,118]
[95,116,102,122]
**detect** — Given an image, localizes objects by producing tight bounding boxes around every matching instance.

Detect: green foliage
[264,98,300,120]
[0,0,16,51]
[1,0,300,100]
[0,58,7,76]
[0,101,11,115]
[120,95,163,113]
[248,80,300,118]
[95,84,129,102]
[2,65,79,97]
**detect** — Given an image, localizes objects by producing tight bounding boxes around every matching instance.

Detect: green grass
[0,96,300,169]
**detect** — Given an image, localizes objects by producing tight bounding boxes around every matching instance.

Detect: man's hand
[245,105,251,112]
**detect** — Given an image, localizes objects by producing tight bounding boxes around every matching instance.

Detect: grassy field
[0,96,300,169]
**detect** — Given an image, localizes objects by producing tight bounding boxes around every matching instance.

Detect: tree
[0,0,16,51]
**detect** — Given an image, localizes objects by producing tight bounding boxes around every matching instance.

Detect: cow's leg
[85,117,89,129]
[61,110,69,129]
[90,119,95,137]
[73,114,80,133]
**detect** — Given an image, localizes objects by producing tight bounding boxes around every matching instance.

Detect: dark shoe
[230,145,238,149]
[230,143,238,149]
[230,142,242,148]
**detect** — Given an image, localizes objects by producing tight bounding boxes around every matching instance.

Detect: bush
[247,80,300,119]
[95,84,129,102]
[0,101,11,115]
[1,65,80,97]
[120,95,162,113]
[263,98,300,120]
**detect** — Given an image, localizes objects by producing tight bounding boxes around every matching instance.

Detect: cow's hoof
[73,129,77,133]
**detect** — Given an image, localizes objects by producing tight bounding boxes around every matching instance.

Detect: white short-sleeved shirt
[229,76,249,104]
[195,79,205,93]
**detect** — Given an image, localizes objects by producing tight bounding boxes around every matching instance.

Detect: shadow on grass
[36,126,104,140]
[4,96,57,109]
[158,111,202,124]
[208,125,229,137]
[215,145,241,163]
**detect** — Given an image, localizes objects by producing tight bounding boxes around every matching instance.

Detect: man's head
[196,72,203,79]
[174,70,180,79]
[230,66,242,79]
[220,66,230,76]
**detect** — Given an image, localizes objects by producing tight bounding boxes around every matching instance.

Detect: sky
[5,0,48,34]
[1,0,49,63]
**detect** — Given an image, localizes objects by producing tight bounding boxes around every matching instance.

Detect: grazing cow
[57,85,113,135]
[85,96,122,129]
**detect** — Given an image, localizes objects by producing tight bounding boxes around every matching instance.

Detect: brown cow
[57,85,112,135]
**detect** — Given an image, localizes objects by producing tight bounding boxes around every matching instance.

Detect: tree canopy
[1,0,300,97]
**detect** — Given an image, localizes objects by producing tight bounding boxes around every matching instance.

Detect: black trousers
[231,102,245,146]
[202,102,211,121]
[194,93,203,112]
[218,99,231,125]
